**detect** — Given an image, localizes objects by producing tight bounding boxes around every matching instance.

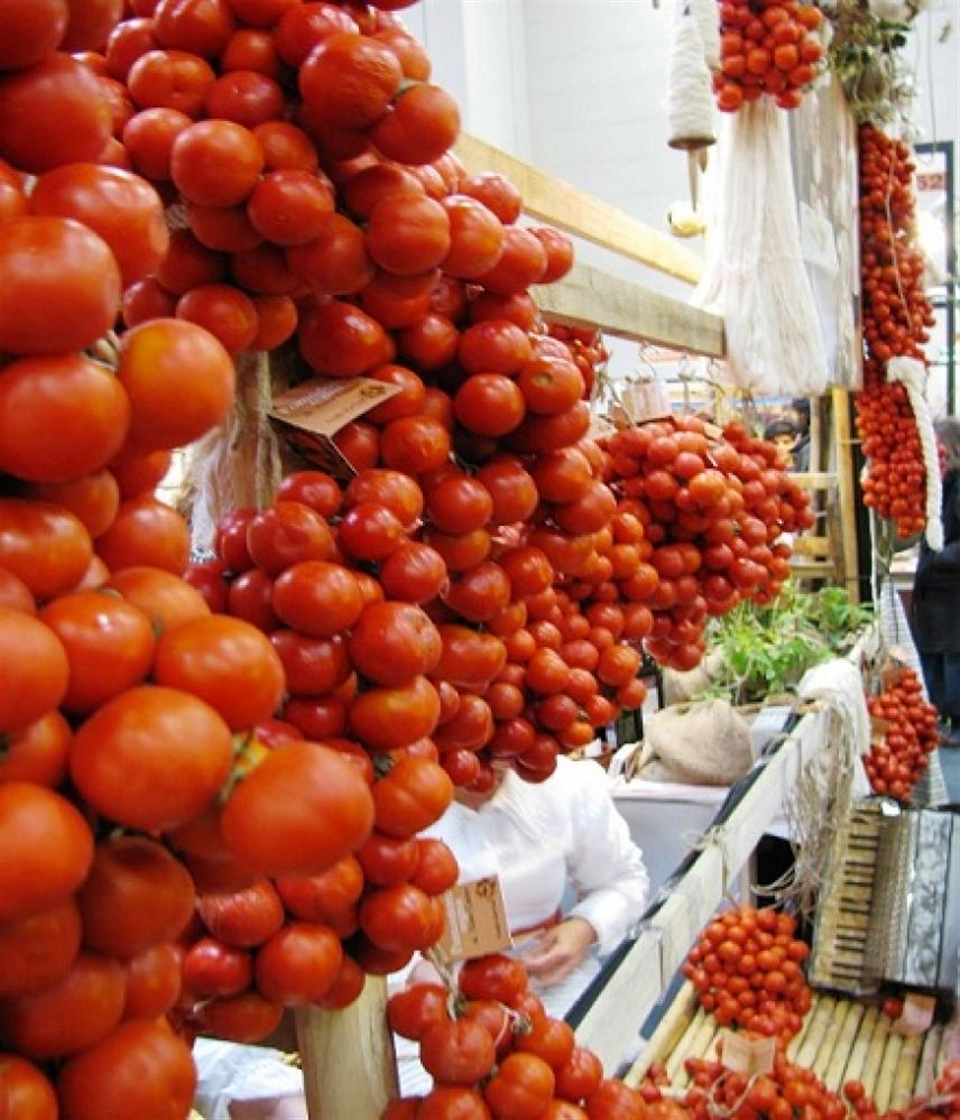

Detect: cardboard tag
[716,1029,776,1075]
[622,379,671,424]
[870,717,892,745]
[879,655,911,692]
[435,876,512,963]
[269,376,401,477]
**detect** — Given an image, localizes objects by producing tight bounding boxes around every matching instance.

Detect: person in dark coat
[912,418,960,745]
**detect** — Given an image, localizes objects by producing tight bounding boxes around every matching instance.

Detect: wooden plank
[625,982,698,1087]
[831,389,861,603]
[454,133,704,285]
[573,929,664,1075]
[532,262,725,357]
[792,472,837,491]
[792,537,833,557]
[295,977,397,1120]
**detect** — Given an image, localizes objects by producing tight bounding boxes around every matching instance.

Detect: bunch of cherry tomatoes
[714,0,824,114]
[682,907,812,1043]
[854,125,937,540]
[599,420,813,672]
[863,667,939,801]
[385,952,649,1120]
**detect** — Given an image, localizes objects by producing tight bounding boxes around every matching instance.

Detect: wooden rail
[454,133,704,286]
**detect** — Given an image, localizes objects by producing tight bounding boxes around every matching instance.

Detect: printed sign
[435,876,512,963]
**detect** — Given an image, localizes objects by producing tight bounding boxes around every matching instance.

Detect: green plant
[704,586,873,705]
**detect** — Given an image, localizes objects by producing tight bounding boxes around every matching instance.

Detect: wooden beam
[454,133,704,286]
[792,471,837,491]
[831,388,862,604]
[533,262,725,358]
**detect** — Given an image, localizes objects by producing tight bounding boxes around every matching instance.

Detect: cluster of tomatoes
[713,0,824,114]
[384,952,649,1120]
[854,125,937,540]
[682,907,812,1043]
[599,421,814,672]
[864,667,939,801]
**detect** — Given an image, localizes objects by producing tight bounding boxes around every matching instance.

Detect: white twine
[693,100,829,397]
[687,0,720,71]
[886,355,944,550]
[666,12,717,150]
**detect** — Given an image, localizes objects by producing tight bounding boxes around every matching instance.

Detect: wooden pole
[831,388,862,603]
[295,977,398,1120]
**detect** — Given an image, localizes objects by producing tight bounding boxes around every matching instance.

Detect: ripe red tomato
[0,53,112,172]
[182,936,252,997]
[420,1018,496,1085]
[196,990,284,1043]
[441,194,505,279]
[0,897,81,1000]
[369,83,460,166]
[350,601,443,686]
[220,742,375,876]
[255,920,343,1004]
[77,836,194,959]
[372,756,453,838]
[0,950,126,1060]
[56,1020,197,1120]
[484,1052,555,1118]
[299,32,402,129]
[275,854,364,927]
[555,1045,604,1101]
[0,609,70,733]
[417,1086,489,1120]
[70,685,234,831]
[586,1079,647,1120]
[459,953,528,1004]
[0,1053,58,1120]
[106,566,210,633]
[409,837,459,895]
[359,883,443,952]
[122,942,182,1021]
[299,298,395,377]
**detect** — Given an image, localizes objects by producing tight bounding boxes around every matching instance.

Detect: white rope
[693,101,829,397]
[689,0,720,70]
[886,355,944,550]
[666,12,717,150]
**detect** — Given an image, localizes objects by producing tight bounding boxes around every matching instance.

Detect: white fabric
[193,1041,305,1120]
[693,100,829,397]
[688,0,720,71]
[886,356,944,550]
[797,658,873,800]
[396,758,649,1096]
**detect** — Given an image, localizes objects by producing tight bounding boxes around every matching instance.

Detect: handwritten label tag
[716,1029,776,1075]
[269,376,401,477]
[435,877,512,963]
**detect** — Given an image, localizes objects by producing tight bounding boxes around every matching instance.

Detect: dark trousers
[919,650,960,727]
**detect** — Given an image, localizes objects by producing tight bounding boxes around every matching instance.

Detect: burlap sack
[637,699,753,786]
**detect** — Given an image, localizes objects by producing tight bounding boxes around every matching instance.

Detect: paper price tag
[435,876,512,964]
[870,717,892,745]
[716,1029,775,1076]
[269,376,401,478]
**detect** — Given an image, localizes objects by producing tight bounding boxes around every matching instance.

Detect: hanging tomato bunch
[854,125,936,539]
[385,953,649,1120]
[863,667,939,801]
[599,420,814,672]
[682,906,812,1043]
[713,0,825,114]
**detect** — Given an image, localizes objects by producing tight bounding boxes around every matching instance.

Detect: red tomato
[420,1018,496,1086]
[0,53,112,173]
[0,897,81,1000]
[372,756,453,838]
[366,193,451,276]
[255,920,343,1004]
[350,601,443,686]
[182,936,252,997]
[484,1052,555,1119]
[56,1020,196,1120]
[0,1053,58,1120]
[275,854,364,926]
[0,609,70,733]
[369,83,460,166]
[196,990,284,1043]
[299,298,394,377]
[359,883,443,952]
[441,194,505,279]
[122,942,182,1021]
[350,675,442,751]
[220,742,375,876]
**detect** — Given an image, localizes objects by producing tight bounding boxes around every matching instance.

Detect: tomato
[299,298,395,377]
[460,172,522,224]
[221,742,374,876]
[95,495,190,575]
[355,833,416,890]
[409,837,458,895]
[387,982,449,1043]
[275,855,364,929]
[421,1019,496,1085]
[0,709,69,790]
[0,1053,58,1120]
[515,1016,575,1071]
[530,227,574,283]
[372,756,453,839]
[458,321,532,378]
[204,67,284,126]
[183,936,252,997]
[417,1086,491,1120]
[432,625,507,691]
[350,675,442,751]
[585,1080,646,1120]
[0,897,79,1006]
[369,83,460,166]
[345,468,425,527]
[56,1020,196,1120]
[426,476,494,534]
[397,312,460,371]
[298,31,400,128]
[197,990,284,1043]
[365,194,450,277]
[359,882,443,952]
[347,601,441,687]
[442,561,511,623]
[255,920,343,1004]
[484,1052,554,1119]
[0,53,111,172]
[458,953,528,1004]
[440,195,505,278]
[105,567,209,636]
[452,373,527,439]
[71,685,233,831]
[0,610,69,735]
[116,317,235,454]
[0,950,125,1059]
[378,415,452,478]
[0,216,119,358]
[554,1045,603,1101]
[122,942,182,1021]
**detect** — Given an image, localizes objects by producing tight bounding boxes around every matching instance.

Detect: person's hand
[519,917,597,987]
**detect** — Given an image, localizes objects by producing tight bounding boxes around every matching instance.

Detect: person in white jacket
[395,754,649,1095]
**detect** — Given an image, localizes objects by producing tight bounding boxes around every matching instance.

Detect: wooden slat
[831,389,861,603]
[792,472,837,491]
[791,562,838,578]
[792,536,833,557]
[454,133,704,285]
[532,262,725,357]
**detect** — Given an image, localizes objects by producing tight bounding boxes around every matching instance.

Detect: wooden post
[831,388,862,603]
[295,977,398,1120]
